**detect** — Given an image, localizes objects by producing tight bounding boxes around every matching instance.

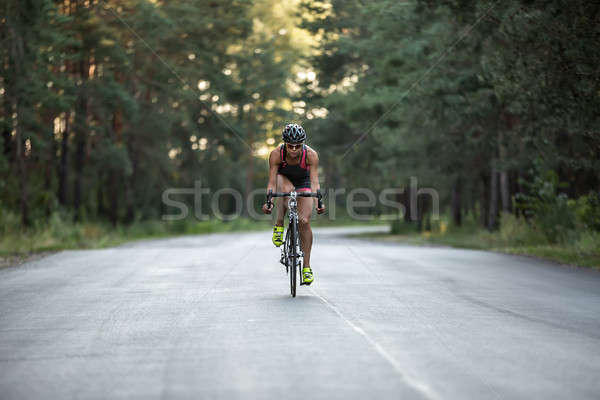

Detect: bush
[499,212,547,247]
[574,230,600,255]
[390,218,419,234]
[516,169,576,244]
[535,192,576,244]
[0,209,20,236]
[572,192,600,232]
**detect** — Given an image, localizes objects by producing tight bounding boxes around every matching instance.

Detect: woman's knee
[299,215,311,227]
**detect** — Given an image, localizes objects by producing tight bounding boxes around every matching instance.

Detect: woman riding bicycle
[262,123,325,285]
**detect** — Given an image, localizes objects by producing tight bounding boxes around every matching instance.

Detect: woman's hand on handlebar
[262,189,274,214]
[316,203,326,214]
[262,202,273,214]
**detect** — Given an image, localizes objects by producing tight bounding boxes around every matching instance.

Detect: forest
[1,0,599,260]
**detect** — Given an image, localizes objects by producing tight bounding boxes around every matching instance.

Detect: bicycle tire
[289,217,297,297]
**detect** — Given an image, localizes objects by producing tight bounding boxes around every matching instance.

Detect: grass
[498,245,600,268]
[0,210,383,263]
[6,209,596,269]
[353,214,600,269]
[0,214,281,256]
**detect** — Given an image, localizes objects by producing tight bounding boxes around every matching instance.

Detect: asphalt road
[1,226,599,399]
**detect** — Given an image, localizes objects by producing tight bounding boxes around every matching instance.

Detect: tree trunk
[404,178,412,223]
[500,170,510,213]
[97,172,105,218]
[469,179,477,221]
[498,127,511,213]
[462,180,470,218]
[451,175,462,226]
[513,170,522,217]
[499,110,519,213]
[73,57,89,221]
[72,1,88,220]
[245,128,254,217]
[416,193,425,232]
[488,166,499,231]
[58,112,70,206]
[2,94,13,161]
[6,18,30,226]
[125,137,138,224]
[479,173,488,228]
[109,171,119,226]
[73,54,89,221]
[14,101,30,226]
[108,111,123,226]
[43,111,56,216]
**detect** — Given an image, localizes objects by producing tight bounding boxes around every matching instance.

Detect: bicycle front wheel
[289,218,297,297]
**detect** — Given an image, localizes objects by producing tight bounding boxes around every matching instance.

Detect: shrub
[499,212,547,247]
[390,218,419,234]
[572,192,600,232]
[0,209,20,236]
[516,169,576,244]
[574,230,600,255]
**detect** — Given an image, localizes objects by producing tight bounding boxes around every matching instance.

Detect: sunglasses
[285,143,303,150]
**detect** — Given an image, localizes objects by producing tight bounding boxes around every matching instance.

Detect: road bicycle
[266,189,323,297]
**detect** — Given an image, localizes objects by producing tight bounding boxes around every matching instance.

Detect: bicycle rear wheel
[289,218,297,297]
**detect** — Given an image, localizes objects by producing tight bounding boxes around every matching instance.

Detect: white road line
[310,288,441,400]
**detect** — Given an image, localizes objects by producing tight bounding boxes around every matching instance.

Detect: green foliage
[516,169,576,243]
[574,230,600,257]
[2,0,599,243]
[1,0,305,229]
[301,0,599,238]
[0,212,374,256]
[0,212,271,255]
[571,192,600,232]
[498,212,547,247]
[378,211,599,268]
[390,218,419,235]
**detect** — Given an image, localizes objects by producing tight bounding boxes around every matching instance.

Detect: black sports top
[278,144,311,189]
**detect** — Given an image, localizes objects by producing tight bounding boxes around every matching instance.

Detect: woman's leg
[297,196,315,267]
[275,174,294,226]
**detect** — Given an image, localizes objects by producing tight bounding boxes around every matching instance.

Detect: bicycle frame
[286,192,303,284]
[267,189,322,297]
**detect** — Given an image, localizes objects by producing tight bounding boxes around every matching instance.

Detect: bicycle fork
[280,243,303,270]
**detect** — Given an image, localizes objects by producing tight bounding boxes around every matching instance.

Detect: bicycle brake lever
[317,189,323,209]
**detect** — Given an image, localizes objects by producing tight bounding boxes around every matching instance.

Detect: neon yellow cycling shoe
[272,225,284,247]
[302,266,314,285]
